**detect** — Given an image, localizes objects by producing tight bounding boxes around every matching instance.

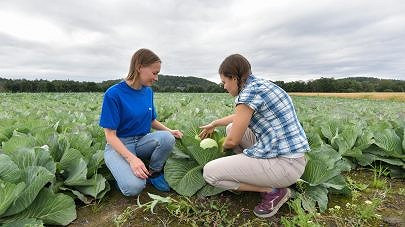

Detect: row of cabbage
[293,96,405,212]
[161,95,405,213]
[295,96,405,178]
[0,93,108,226]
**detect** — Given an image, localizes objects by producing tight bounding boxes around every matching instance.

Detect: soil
[69,170,405,227]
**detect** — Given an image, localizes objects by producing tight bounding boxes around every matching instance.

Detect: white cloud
[0,0,404,83]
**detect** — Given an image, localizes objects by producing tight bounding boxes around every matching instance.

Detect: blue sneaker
[147,172,170,192]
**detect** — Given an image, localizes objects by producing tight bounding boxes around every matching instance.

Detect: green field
[0,93,404,226]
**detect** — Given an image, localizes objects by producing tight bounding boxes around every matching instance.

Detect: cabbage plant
[297,144,351,212]
[0,120,109,226]
[164,129,226,197]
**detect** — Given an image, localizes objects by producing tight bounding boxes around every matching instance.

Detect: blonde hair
[126,49,161,83]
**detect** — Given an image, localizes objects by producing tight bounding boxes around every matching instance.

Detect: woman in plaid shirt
[200,54,310,218]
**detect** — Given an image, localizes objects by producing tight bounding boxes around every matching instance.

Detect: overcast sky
[1,0,404,83]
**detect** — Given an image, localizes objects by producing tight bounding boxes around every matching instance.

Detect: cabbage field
[0,93,404,226]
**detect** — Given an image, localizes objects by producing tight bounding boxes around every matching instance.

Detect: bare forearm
[151,119,171,131]
[105,133,136,162]
[223,105,253,148]
[104,129,150,178]
[212,114,235,127]
[199,115,235,139]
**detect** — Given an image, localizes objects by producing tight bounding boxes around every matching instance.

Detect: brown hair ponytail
[218,54,252,93]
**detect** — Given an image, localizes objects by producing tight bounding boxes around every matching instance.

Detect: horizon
[1,74,404,84]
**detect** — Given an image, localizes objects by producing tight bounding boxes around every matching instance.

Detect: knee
[119,180,146,196]
[203,161,218,186]
[225,123,233,136]
[157,131,175,148]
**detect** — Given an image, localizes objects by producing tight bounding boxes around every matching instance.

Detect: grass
[314,170,404,227]
[371,164,390,189]
[113,207,134,227]
[281,198,322,227]
[289,92,405,101]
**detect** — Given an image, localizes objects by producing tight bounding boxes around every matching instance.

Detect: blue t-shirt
[99,81,157,137]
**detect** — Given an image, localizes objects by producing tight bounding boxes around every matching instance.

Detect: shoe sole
[253,188,291,218]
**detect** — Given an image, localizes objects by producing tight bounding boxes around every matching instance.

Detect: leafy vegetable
[165,130,226,197]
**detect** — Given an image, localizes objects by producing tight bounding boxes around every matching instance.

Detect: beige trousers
[203,124,306,190]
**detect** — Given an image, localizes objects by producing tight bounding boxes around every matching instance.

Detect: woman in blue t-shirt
[99,49,183,196]
[200,54,309,218]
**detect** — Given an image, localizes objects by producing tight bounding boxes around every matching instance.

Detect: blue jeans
[104,131,175,196]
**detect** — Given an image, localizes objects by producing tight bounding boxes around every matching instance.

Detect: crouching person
[99,49,183,196]
[200,54,309,217]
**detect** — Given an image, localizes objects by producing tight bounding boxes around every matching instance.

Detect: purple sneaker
[254,188,291,218]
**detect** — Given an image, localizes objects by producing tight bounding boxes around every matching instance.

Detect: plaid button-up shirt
[235,75,310,158]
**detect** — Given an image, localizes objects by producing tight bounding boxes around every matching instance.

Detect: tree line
[273,77,405,92]
[0,75,225,93]
[0,75,404,93]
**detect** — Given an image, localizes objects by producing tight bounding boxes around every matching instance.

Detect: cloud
[0,0,404,83]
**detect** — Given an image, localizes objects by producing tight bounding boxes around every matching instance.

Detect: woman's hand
[199,122,216,139]
[128,156,150,179]
[170,129,183,139]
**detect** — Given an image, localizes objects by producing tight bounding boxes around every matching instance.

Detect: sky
[1,0,404,83]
